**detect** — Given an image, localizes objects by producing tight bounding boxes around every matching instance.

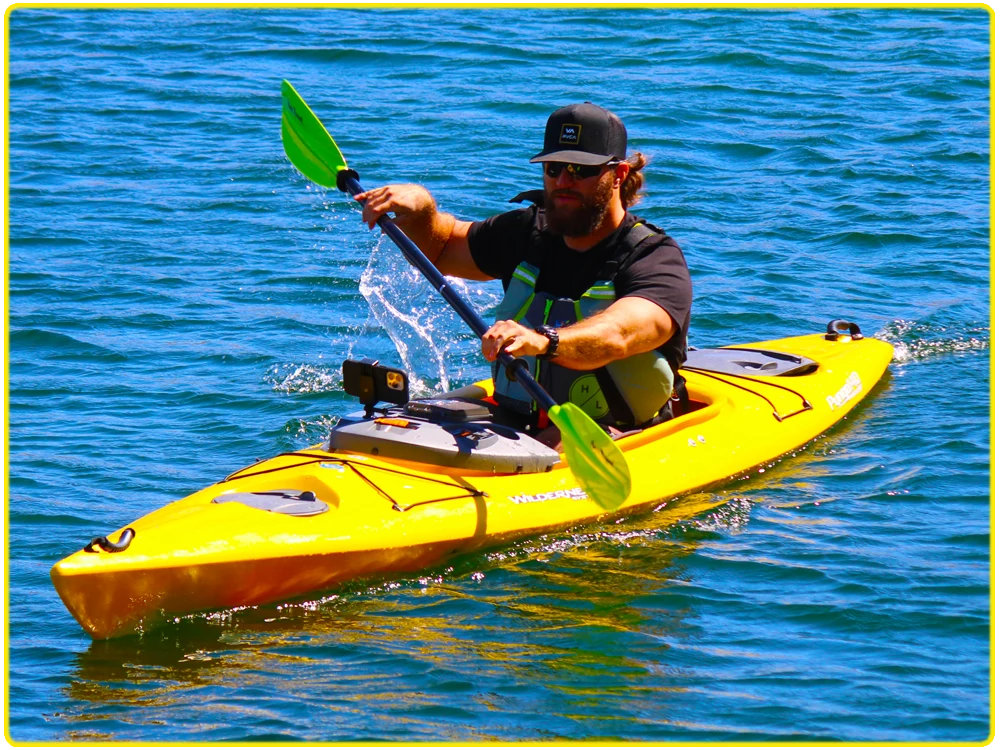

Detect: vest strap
[598,222,660,280]
[582,284,616,301]
[594,366,638,429]
[509,189,545,206]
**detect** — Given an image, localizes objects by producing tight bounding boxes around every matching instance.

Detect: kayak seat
[682,347,818,378]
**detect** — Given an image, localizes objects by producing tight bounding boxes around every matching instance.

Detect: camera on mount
[342,358,410,418]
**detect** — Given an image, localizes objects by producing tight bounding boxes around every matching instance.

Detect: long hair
[620,152,647,209]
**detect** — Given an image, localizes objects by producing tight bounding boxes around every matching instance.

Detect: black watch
[535,325,559,360]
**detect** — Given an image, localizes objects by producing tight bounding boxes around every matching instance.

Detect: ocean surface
[5,7,992,743]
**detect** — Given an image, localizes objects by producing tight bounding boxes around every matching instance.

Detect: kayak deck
[51,331,894,639]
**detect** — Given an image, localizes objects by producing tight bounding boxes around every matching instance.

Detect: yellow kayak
[51,325,893,639]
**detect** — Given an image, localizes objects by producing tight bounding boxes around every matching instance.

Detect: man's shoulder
[622,213,680,250]
[484,204,538,227]
[467,205,542,283]
[469,205,534,242]
[613,215,684,273]
[612,214,692,307]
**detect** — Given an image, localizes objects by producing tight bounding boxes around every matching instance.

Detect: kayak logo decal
[508,488,588,504]
[559,124,582,144]
[826,371,862,410]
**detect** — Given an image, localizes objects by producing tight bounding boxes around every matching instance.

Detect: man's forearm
[550,315,630,370]
[396,210,457,264]
[482,299,674,369]
[355,183,457,264]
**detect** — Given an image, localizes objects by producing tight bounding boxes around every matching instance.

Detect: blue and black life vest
[491,197,675,429]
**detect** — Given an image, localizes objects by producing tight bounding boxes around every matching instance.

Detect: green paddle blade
[548,402,631,509]
[281,79,348,188]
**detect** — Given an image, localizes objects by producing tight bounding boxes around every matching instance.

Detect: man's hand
[353,184,470,269]
[354,184,435,231]
[482,320,551,362]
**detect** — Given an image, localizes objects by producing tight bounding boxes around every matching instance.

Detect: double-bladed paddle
[280,80,631,509]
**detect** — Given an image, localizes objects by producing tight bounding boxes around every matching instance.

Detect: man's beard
[544,172,615,238]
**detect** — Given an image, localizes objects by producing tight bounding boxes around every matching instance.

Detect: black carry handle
[338,170,558,412]
[825,319,864,341]
[84,527,135,554]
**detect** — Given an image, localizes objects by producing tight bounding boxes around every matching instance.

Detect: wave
[876,320,990,362]
[9,328,128,363]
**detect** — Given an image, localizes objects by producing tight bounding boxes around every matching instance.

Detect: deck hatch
[212,489,329,516]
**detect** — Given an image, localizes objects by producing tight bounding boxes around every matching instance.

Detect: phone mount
[342,358,410,418]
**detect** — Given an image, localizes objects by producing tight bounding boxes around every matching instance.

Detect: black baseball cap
[529,102,627,166]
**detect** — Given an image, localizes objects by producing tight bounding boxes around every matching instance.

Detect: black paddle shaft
[341,172,557,412]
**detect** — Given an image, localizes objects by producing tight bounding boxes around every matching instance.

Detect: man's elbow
[608,331,633,361]
[617,326,671,360]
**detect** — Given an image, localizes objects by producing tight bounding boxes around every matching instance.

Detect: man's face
[542,162,616,238]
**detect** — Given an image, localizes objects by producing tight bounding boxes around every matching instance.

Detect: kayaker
[355,103,692,440]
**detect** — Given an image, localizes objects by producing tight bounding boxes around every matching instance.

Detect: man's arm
[354,184,492,280]
[482,296,676,370]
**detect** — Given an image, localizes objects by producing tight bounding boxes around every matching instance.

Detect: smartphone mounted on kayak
[342,358,410,417]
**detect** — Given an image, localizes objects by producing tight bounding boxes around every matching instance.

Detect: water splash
[265,363,340,394]
[281,414,340,445]
[876,319,990,362]
[359,236,500,393]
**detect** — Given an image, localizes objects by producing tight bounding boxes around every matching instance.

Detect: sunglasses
[544,161,619,180]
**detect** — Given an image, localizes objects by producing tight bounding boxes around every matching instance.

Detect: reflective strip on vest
[511,264,538,287]
[583,284,616,301]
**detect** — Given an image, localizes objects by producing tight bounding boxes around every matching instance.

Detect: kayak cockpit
[329,345,822,474]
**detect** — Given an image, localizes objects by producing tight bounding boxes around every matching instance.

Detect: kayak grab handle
[825,320,864,341]
[83,527,135,554]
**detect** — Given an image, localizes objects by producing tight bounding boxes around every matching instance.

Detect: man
[355,102,692,437]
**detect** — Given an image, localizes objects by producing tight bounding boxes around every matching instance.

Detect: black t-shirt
[468,206,692,372]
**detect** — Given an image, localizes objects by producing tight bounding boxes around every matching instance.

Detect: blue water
[6,7,992,743]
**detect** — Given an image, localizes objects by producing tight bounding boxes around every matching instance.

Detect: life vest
[491,219,675,429]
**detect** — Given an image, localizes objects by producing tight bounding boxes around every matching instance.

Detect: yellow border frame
[0,0,998,750]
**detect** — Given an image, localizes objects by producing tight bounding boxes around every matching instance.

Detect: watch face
[536,326,558,358]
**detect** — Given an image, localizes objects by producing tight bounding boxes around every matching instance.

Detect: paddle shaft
[342,173,558,412]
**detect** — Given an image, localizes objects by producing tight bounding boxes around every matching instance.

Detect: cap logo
[559,124,581,145]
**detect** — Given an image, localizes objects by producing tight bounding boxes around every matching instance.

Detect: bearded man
[355,103,692,438]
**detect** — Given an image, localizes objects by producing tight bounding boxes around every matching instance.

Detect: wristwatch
[535,325,560,360]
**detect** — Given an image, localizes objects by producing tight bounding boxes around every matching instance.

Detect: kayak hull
[52,542,463,639]
[52,331,894,639]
